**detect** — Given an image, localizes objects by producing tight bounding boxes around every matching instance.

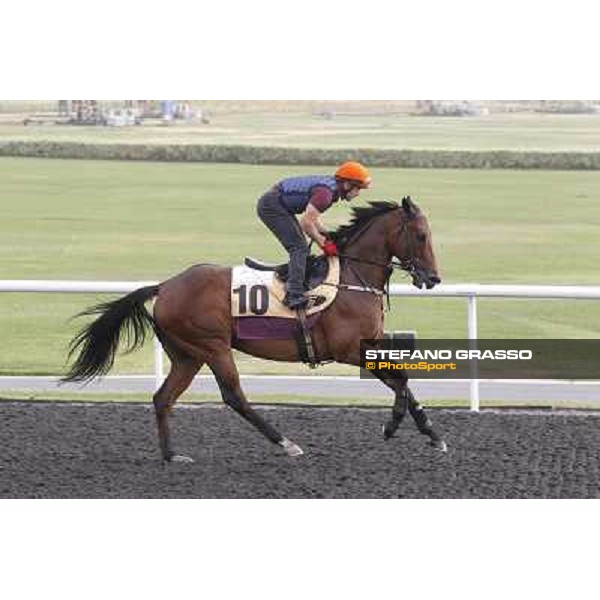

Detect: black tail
[63,285,160,383]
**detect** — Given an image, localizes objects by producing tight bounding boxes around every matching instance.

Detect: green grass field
[2,109,600,152]
[1,157,600,377]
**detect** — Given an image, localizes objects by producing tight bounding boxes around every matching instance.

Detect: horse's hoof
[279,438,304,457]
[382,423,397,440]
[168,454,195,464]
[431,439,448,453]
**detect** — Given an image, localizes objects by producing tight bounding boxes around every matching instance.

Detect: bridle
[311,207,423,310]
[333,207,422,301]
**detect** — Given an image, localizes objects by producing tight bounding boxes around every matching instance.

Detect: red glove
[321,239,338,256]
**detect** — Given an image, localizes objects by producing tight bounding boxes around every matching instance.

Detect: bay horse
[63,196,446,461]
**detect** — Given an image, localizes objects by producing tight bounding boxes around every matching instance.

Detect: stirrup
[306,294,326,308]
[283,293,308,310]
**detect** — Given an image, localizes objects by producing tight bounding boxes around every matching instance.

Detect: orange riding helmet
[335,161,372,188]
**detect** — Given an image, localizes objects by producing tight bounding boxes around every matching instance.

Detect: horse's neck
[341,222,391,289]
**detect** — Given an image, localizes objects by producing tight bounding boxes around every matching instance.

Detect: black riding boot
[283,247,308,309]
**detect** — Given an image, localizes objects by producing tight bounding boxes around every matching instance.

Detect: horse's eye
[416,233,427,243]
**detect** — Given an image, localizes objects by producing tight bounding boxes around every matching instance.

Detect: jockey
[256,161,371,310]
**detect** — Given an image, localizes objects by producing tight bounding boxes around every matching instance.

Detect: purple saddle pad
[235,314,321,340]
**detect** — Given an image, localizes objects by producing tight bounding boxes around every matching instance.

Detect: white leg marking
[279,438,304,457]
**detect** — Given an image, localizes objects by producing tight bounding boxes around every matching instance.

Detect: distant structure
[54,100,104,125]
[71,100,102,124]
[58,100,70,117]
[22,101,210,127]
[161,100,175,122]
[160,101,207,123]
[415,100,487,117]
[535,100,600,114]
[54,100,149,126]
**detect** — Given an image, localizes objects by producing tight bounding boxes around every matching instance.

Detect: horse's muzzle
[412,271,441,290]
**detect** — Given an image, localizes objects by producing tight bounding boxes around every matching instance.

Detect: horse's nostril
[430,275,441,284]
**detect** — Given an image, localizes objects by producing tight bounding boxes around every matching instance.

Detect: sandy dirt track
[1,402,599,498]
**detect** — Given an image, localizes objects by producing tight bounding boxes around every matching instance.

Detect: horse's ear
[402,196,417,216]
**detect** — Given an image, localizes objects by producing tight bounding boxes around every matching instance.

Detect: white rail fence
[2,280,600,411]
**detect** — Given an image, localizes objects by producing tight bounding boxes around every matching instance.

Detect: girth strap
[294,308,319,369]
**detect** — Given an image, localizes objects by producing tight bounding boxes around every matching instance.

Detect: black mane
[329,201,400,248]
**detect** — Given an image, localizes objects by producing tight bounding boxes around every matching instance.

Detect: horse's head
[389,196,441,289]
[330,199,441,290]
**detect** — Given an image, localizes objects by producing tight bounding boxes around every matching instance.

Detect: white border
[2,2,598,597]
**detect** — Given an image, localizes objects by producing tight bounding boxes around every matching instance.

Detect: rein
[338,252,413,275]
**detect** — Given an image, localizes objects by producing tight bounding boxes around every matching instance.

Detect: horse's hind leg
[208,350,304,456]
[153,357,200,462]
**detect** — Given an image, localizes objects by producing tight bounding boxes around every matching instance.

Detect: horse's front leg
[404,386,447,452]
[341,348,447,452]
[377,370,447,452]
[380,375,409,440]
[340,348,411,436]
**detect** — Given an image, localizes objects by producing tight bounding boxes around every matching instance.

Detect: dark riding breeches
[257,191,308,295]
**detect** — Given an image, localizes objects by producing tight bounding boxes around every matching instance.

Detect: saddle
[231,256,340,320]
[244,254,330,291]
